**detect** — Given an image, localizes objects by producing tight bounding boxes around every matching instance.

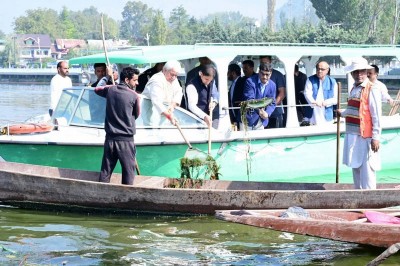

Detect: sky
[0,0,287,34]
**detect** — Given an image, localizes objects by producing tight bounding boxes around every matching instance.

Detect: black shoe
[300,121,310,126]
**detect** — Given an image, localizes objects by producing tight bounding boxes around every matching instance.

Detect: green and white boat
[0,43,399,183]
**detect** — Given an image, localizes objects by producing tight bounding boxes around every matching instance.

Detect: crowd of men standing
[49,56,395,190]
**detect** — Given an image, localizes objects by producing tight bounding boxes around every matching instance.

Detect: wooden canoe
[0,161,400,215]
[215,209,400,247]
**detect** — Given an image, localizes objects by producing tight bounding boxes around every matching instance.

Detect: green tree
[199,18,228,43]
[149,11,168,45]
[59,7,77,39]
[13,8,60,38]
[120,1,155,45]
[310,0,400,44]
[169,5,190,44]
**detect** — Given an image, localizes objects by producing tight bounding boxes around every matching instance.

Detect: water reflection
[0,206,398,265]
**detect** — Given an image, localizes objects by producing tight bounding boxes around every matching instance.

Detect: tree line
[1,0,399,66]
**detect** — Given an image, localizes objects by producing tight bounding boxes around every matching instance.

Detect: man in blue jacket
[243,64,276,130]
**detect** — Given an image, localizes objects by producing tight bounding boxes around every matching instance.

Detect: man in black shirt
[94,67,140,185]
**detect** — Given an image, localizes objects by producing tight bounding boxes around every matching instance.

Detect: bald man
[304,61,338,125]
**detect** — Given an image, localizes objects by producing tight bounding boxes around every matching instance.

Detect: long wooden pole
[335,82,341,183]
[101,14,139,175]
[208,97,214,155]
[100,15,115,84]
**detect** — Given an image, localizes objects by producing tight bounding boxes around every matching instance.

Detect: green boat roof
[69,43,400,65]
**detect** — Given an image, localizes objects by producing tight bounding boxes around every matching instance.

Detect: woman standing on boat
[337,58,382,189]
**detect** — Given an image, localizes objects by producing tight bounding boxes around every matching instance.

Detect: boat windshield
[52,87,205,129]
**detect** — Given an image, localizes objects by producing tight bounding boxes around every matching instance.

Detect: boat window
[70,89,106,127]
[54,89,204,128]
[53,89,82,124]
[137,97,205,128]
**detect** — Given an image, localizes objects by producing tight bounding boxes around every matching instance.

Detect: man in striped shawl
[337,58,382,189]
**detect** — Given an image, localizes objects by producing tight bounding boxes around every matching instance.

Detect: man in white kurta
[338,58,382,189]
[141,60,183,126]
[49,61,72,116]
[304,61,338,125]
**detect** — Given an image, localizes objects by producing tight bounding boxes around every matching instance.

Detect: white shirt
[186,84,208,119]
[141,72,182,125]
[50,74,72,110]
[304,78,338,125]
[374,79,392,103]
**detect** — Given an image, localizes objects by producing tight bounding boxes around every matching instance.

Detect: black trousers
[99,139,136,185]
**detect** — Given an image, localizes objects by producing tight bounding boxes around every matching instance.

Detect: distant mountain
[275,0,319,28]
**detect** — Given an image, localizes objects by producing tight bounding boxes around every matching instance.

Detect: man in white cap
[337,58,382,189]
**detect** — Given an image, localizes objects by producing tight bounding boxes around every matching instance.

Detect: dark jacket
[95,84,140,140]
[243,75,276,127]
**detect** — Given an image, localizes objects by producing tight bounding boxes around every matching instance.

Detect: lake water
[0,84,399,265]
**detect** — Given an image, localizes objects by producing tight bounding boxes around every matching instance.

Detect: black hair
[294,64,299,72]
[371,64,379,73]
[199,64,215,77]
[57,61,64,68]
[94,63,106,69]
[259,63,272,72]
[120,67,140,81]
[228,64,241,76]
[260,55,272,61]
[242,59,254,68]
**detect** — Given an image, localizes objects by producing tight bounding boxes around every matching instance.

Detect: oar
[208,97,214,155]
[175,121,192,149]
[335,82,341,183]
[100,14,114,84]
[101,14,140,175]
[367,242,400,266]
[175,121,207,159]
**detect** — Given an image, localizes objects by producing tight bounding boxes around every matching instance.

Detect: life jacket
[345,82,373,138]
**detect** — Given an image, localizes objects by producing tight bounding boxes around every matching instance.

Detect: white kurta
[341,80,382,189]
[50,74,72,110]
[141,72,182,126]
[304,78,337,125]
[374,79,392,103]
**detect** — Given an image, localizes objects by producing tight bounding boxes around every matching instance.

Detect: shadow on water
[0,205,399,265]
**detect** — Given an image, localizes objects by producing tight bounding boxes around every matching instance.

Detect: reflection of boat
[215,208,400,247]
[1,162,400,214]
[0,44,399,182]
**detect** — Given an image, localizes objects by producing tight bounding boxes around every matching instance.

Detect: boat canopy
[69,43,400,66]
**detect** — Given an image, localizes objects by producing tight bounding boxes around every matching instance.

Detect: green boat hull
[0,128,399,183]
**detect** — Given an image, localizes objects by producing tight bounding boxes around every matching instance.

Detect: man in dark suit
[227,63,241,126]
[243,64,276,130]
[231,60,257,130]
